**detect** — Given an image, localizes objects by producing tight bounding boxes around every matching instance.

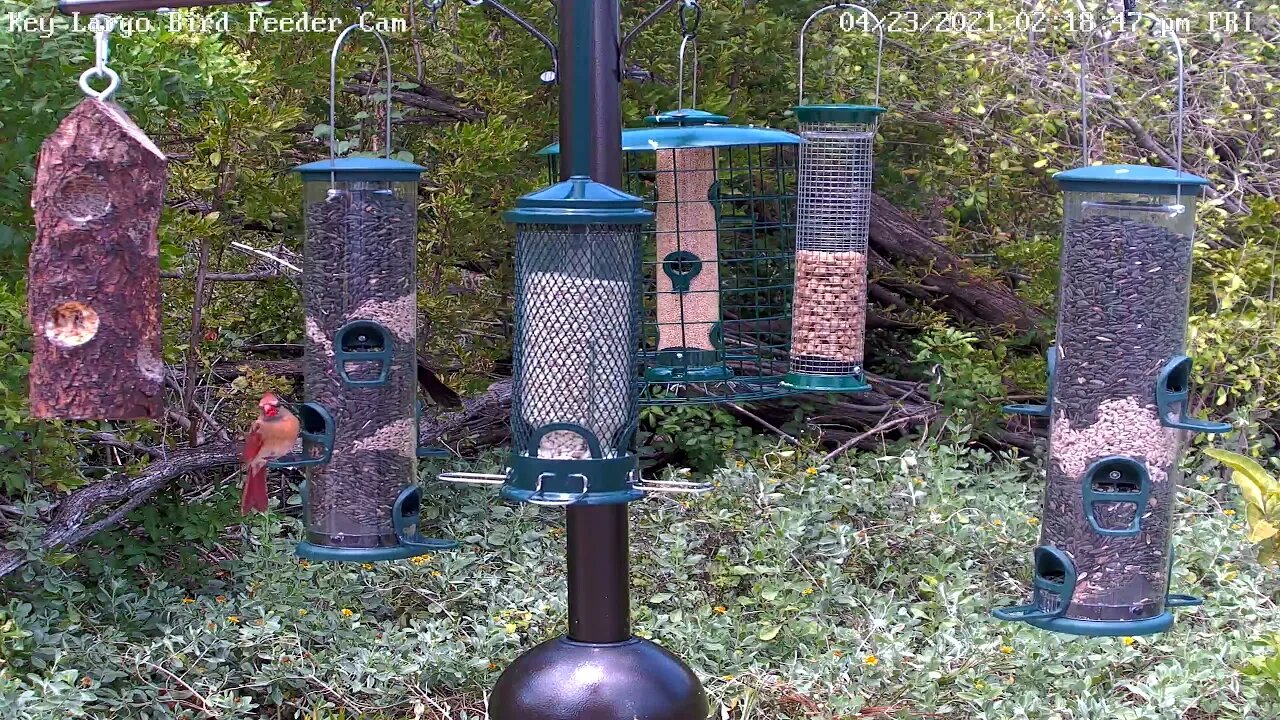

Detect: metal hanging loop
[676,0,701,110]
[798,3,883,106]
[78,14,120,101]
[1079,12,1186,207]
[329,22,394,161]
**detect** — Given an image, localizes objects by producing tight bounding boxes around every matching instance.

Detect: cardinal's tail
[241,464,269,514]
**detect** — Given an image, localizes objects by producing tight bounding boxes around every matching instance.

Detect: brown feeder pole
[28,17,167,420]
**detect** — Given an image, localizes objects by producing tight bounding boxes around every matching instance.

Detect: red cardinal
[240,393,300,514]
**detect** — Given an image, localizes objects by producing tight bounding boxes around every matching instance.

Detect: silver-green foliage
[2,440,1278,719]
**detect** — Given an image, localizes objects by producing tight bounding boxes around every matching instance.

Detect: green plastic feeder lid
[793,104,885,124]
[504,175,654,225]
[295,157,427,182]
[644,108,731,126]
[1054,164,1209,196]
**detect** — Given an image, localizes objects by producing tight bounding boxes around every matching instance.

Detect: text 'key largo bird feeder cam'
[995,14,1230,637]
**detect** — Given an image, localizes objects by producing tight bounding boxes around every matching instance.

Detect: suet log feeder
[28,17,167,420]
[287,24,455,562]
[784,3,885,393]
[996,16,1228,636]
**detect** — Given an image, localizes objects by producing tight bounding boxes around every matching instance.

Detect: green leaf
[1205,449,1279,512]
[1250,519,1279,543]
[757,625,781,641]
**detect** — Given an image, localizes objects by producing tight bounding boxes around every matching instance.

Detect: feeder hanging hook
[78,14,120,101]
[676,0,702,110]
[424,0,446,31]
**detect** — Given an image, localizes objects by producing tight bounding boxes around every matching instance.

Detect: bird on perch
[240,392,300,514]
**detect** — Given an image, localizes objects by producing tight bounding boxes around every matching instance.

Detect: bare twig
[725,402,801,447]
[821,415,925,464]
[229,242,302,274]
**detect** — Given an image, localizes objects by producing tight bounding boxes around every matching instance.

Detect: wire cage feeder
[540,111,802,404]
[784,3,886,392]
[995,15,1229,636]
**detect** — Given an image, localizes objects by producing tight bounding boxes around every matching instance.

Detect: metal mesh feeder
[505,176,652,505]
[286,24,456,562]
[783,3,885,392]
[541,111,801,404]
[996,17,1229,635]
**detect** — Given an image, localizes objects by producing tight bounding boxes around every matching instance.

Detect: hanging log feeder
[28,98,167,420]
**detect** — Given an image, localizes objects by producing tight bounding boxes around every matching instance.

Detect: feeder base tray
[489,636,707,720]
[1024,611,1176,637]
[295,538,457,563]
[781,372,871,393]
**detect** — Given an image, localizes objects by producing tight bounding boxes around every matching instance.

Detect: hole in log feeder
[45,300,99,347]
[54,175,112,222]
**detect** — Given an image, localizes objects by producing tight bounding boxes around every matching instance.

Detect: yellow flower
[181,598,195,604]
[298,609,308,616]
[1122,637,1135,646]
[215,595,227,604]
[1000,645,1013,654]
[299,560,311,569]
[488,663,499,670]
[432,570,442,577]
[1026,517,1040,526]
[975,680,985,689]
[736,461,745,468]
[714,605,727,614]
[992,519,1003,526]
[805,467,818,476]
[833,650,844,657]
[1224,509,1236,516]
[864,655,879,666]
[1232,523,1242,531]
[802,587,814,595]
[505,623,518,634]
[226,616,240,624]
[341,608,354,617]
[410,555,431,566]
[721,675,734,682]
[361,563,374,570]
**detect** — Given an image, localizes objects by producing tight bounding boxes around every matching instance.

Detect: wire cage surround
[540,113,803,405]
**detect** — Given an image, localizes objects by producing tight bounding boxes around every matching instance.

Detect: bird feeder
[501,176,652,506]
[996,17,1228,635]
[286,24,455,561]
[539,114,801,403]
[28,17,167,420]
[783,3,884,393]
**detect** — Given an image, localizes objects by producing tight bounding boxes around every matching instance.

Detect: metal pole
[558,0,631,645]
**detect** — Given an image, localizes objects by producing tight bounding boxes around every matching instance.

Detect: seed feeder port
[290,24,456,562]
[996,15,1225,635]
[783,2,885,393]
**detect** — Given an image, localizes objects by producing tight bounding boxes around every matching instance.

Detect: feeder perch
[996,17,1225,636]
[784,3,885,393]
[289,24,455,561]
[28,97,167,420]
[500,176,652,506]
[1002,347,1058,418]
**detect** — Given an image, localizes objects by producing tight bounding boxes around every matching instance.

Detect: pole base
[489,636,707,720]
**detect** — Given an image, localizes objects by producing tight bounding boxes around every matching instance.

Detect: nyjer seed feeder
[283,23,456,562]
[996,15,1228,636]
[784,2,885,393]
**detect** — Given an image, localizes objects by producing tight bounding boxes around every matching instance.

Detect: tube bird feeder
[784,3,885,392]
[502,176,652,506]
[996,16,1229,636]
[286,24,455,562]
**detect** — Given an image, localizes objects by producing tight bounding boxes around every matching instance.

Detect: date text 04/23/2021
[836,10,1255,36]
